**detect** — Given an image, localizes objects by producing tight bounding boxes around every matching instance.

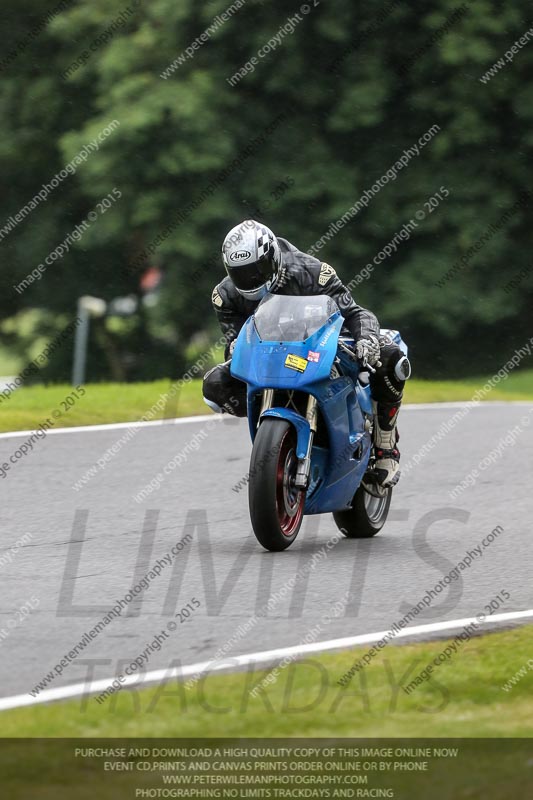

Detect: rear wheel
[333,481,391,538]
[249,419,305,551]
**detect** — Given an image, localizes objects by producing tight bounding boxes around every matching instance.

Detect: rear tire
[249,419,305,551]
[333,482,391,538]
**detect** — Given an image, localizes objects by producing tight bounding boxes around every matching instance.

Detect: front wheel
[249,419,305,551]
[333,481,391,538]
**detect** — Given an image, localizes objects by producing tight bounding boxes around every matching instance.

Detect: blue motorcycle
[231,294,408,551]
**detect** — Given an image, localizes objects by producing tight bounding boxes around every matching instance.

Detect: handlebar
[337,341,381,373]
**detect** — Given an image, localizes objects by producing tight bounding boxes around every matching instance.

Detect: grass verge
[2,625,532,738]
[1,370,533,433]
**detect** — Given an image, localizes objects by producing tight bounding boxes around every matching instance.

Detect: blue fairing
[230,296,405,515]
[231,311,344,391]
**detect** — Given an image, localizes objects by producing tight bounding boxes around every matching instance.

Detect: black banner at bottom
[0,738,531,799]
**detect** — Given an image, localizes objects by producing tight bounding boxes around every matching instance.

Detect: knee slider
[395,355,411,381]
[379,344,411,381]
[370,343,406,403]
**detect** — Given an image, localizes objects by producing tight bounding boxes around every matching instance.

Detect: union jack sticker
[307,351,320,363]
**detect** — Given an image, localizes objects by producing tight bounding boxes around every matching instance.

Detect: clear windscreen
[253,295,339,342]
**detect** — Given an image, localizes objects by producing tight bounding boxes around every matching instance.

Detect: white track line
[402,401,533,410]
[1,608,531,712]
[0,401,531,441]
[0,415,217,440]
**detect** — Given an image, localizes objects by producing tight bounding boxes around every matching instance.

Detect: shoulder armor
[212,286,224,308]
[318,262,337,286]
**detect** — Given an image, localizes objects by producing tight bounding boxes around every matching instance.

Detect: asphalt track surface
[1,401,532,705]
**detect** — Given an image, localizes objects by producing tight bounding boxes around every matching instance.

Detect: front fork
[259,391,317,490]
[259,389,275,417]
[294,395,318,489]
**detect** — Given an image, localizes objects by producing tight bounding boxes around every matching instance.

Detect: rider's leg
[203,361,248,417]
[369,341,411,487]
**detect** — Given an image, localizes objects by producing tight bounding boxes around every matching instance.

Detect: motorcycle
[230,294,408,551]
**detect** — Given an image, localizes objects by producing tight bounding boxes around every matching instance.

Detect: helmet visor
[226,256,274,292]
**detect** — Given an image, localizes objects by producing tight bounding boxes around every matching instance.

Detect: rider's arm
[211,278,251,359]
[307,261,380,341]
[278,239,380,341]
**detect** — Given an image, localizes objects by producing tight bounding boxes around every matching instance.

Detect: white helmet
[222,219,282,301]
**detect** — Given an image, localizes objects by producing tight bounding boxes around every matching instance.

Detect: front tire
[333,482,391,538]
[249,419,305,551]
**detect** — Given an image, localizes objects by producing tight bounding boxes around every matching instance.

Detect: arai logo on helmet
[229,250,252,263]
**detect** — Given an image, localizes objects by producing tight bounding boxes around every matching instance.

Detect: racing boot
[372,400,401,487]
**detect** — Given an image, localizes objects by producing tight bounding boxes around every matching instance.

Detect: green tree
[1,0,531,379]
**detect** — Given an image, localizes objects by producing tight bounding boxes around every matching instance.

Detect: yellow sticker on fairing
[285,354,308,373]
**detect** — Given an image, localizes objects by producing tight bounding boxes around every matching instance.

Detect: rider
[203,220,411,487]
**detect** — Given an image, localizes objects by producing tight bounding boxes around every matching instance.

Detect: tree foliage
[1,0,532,379]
